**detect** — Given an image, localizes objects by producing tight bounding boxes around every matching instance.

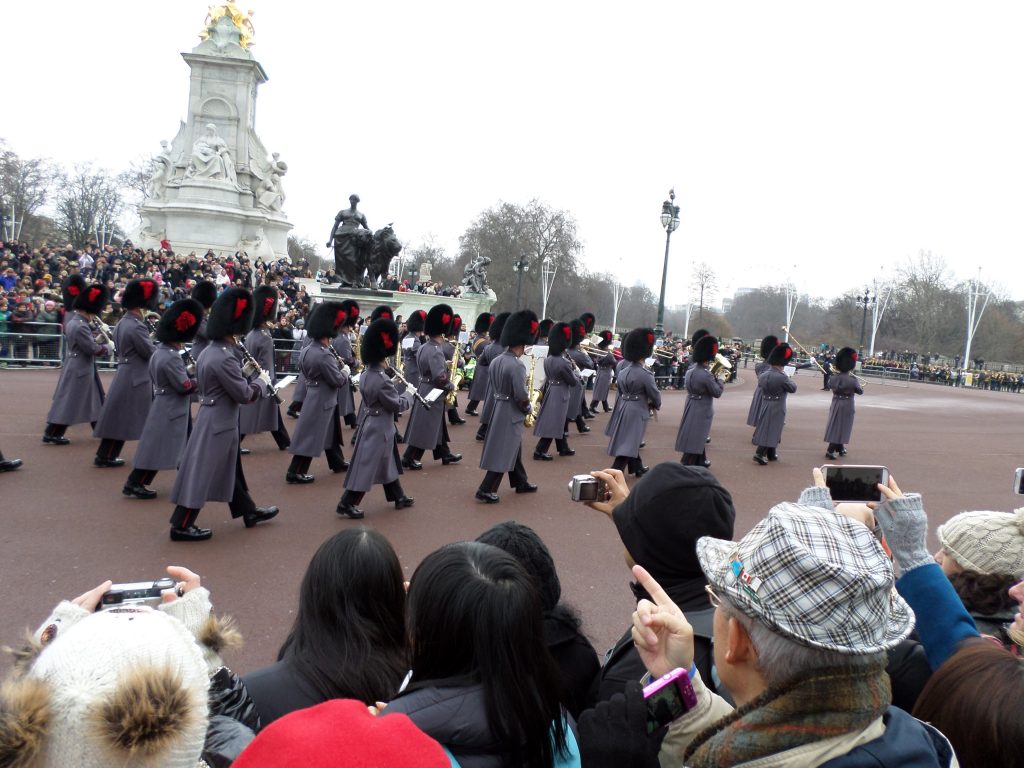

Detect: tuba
[710,353,733,379]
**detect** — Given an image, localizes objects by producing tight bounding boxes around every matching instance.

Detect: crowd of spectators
[863,356,1024,392]
[319,268,464,297]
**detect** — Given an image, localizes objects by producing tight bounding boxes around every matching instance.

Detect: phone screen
[823,465,888,503]
[1015,468,1024,495]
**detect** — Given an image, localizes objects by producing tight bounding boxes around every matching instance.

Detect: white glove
[242,360,259,378]
[341,364,352,377]
[257,371,272,390]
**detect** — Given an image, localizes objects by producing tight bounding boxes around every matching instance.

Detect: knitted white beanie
[27,606,209,768]
[937,508,1024,577]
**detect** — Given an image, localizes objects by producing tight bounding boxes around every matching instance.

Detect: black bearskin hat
[450,314,463,337]
[155,299,204,344]
[623,327,655,362]
[205,287,254,339]
[370,305,394,323]
[570,318,587,346]
[61,274,86,309]
[362,318,400,365]
[500,309,539,348]
[191,280,217,310]
[759,335,780,359]
[406,308,427,335]
[474,312,494,334]
[691,328,710,347]
[73,283,108,315]
[122,278,160,311]
[692,335,719,365]
[307,301,347,339]
[339,299,360,327]
[580,312,596,333]
[538,318,554,340]
[547,322,573,356]
[767,342,794,367]
[598,330,613,349]
[835,346,858,373]
[489,311,510,341]
[425,304,454,338]
[251,286,278,329]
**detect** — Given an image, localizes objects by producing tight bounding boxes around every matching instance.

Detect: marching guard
[337,318,415,519]
[532,321,579,461]
[476,310,540,503]
[239,286,291,451]
[589,330,616,414]
[93,278,159,467]
[746,335,778,436]
[824,346,863,459]
[474,311,510,442]
[189,280,218,361]
[464,312,493,415]
[605,327,660,477]
[752,342,797,465]
[123,299,202,499]
[42,279,108,446]
[566,318,595,431]
[168,287,279,541]
[329,300,361,428]
[401,309,427,391]
[675,334,723,468]
[444,314,467,425]
[286,302,350,483]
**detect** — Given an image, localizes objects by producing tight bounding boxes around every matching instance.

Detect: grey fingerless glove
[873,493,932,573]
[798,486,835,511]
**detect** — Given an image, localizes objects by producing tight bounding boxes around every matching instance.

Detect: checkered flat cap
[696,502,914,654]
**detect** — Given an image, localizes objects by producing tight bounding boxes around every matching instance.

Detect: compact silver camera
[567,474,605,502]
[98,577,176,611]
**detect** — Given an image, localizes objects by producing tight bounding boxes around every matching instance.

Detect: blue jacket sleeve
[896,563,978,670]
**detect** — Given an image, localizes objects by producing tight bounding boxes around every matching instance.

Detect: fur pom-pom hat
[538,318,554,340]
[406,309,427,335]
[0,608,210,768]
[474,312,494,334]
[500,310,539,348]
[190,280,217,310]
[767,342,794,367]
[205,287,254,340]
[449,314,463,337]
[547,322,573,356]
[250,286,279,330]
[597,330,613,349]
[339,300,360,328]
[570,319,587,346]
[307,302,347,340]
[370,305,394,323]
[835,346,858,373]
[122,279,160,311]
[580,312,596,334]
[425,304,454,338]
[73,283,108,315]
[623,327,655,362]
[362,319,400,365]
[489,312,510,342]
[156,299,204,344]
[692,335,719,365]
[691,328,710,347]
[759,335,780,360]
[60,274,86,309]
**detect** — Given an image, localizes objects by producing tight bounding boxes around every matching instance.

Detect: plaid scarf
[685,661,890,767]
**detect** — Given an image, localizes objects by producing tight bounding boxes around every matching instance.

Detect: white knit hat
[20,606,210,768]
[937,508,1024,577]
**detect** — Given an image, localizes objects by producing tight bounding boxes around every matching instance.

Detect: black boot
[753,447,768,465]
[337,491,366,519]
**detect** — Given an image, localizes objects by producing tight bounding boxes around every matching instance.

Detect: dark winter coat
[605,363,660,458]
[752,367,797,448]
[239,328,280,435]
[344,365,405,493]
[288,342,346,458]
[93,314,155,441]
[674,365,723,454]
[592,351,616,402]
[46,312,106,426]
[479,351,529,472]
[533,355,579,439]
[133,344,196,471]
[477,341,506,426]
[823,371,863,445]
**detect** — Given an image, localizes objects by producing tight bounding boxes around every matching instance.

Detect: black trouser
[681,452,706,466]
[476,423,488,440]
[170,450,255,528]
[575,414,588,430]
[612,455,645,474]
[755,446,777,460]
[241,411,291,450]
[826,442,843,454]
[44,423,68,437]
[127,468,158,486]
[97,438,125,461]
[479,447,528,492]
[466,399,480,412]
[287,399,303,414]
[448,405,464,422]
[535,436,570,454]
[340,479,405,507]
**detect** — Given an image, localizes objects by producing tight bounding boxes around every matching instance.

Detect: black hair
[948,570,1019,617]
[406,542,568,768]
[278,528,407,704]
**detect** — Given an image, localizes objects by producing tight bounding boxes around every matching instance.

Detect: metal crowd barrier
[0,322,64,368]
[859,364,912,387]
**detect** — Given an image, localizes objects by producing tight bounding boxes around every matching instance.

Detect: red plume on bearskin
[69,285,80,296]
[335,310,347,329]
[176,311,196,332]
[233,297,248,319]
[646,332,654,346]
[141,281,154,300]
[263,297,275,316]
[530,320,539,338]
[381,332,394,350]
[350,306,359,317]
[156,299,204,344]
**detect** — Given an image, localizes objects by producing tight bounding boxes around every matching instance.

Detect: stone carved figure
[366,225,402,290]
[146,141,173,201]
[461,254,492,294]
[187,123,237,184]
[255,152,287,213]
[327,194,374,286]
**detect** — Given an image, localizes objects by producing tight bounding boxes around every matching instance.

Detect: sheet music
[425,388,445,403]
[273,375,296,392]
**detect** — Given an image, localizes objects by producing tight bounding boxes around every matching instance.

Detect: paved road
[1,366,1021,675]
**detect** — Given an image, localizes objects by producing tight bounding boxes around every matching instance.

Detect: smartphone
[1015,468,1024,495]
[821,465,889,503]
[644,668,697,734]
[98,577,175,611]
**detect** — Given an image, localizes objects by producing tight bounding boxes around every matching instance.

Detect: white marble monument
[136,3,291,261]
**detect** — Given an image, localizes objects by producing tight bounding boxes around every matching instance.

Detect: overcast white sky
[6,1,1024,308]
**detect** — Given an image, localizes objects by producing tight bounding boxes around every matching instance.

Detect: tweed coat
[605,363,661,458]
[566,348,594,418]
[93,314,155,441]
[823,371,863,444]
[46,312,107,426]
[289,335,315,403]
[532,354,579,439]
[403,339,450,450]
[239,328,280,435]
[674,365,723,454]
[288,342,347,458]
[592,351,616,402]
[477,341,507,425]
[170,341,259,508]
[752,367,797,448]
[745,361,771,427]
[133,344,196,471]
[467,334,491,401]
[331,333,357,417]
[344,365,405,493]
[479,351,530,472]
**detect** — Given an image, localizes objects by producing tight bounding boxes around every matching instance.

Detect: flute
[237,340,283,404]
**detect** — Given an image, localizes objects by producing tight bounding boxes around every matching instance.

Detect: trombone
[781,327,867,386]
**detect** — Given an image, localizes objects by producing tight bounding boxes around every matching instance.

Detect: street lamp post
[656,188,680,338]
[512,253,530,310]
[856,288,876,358]
[407,264,419,289]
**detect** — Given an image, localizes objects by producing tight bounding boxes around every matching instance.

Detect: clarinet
[237,340,283,404]
[180,347,197,377]
[389,367,432,410]
[90,317,116,355]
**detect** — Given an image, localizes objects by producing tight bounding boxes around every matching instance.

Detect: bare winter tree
[0,139,58,238]
[54,163,126,247]
[691,262,718,320]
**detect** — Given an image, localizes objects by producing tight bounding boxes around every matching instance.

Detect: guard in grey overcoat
[566,318,595,432]
[337,318,414,519]
[330,299,361,428]
[824,346,864,459]
[402,304,461,469]
[589,330,616,413]
[239,286,290,450]
[401,309,427,391]
[168,287,279,541]
[476,310,539,503]
[43,280,109,445]
[675,335,724,467]
[753,342,798,464]
[532,322,578,460]
[286,302,349,483]
[444,314,467,425]
[94,279,159,466]
[465,312,494,414]
[189,280,217,362]
[474,311,510,441]
[746,335,778,429]
[286,335,314,417]
[124,299,202,499]
[605,328,661,476]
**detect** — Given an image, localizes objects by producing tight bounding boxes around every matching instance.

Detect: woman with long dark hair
[385,541,578,767]
[243,528,407,728]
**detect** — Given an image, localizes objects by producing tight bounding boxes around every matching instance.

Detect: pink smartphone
[643,668,697,733]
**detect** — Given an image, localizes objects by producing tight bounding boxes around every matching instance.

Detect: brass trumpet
[710,353,733,379]
[781,326,868,385]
